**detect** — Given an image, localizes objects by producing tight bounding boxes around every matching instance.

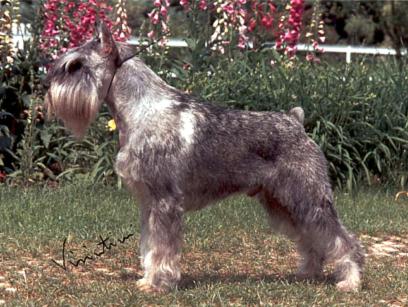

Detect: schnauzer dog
[45,23,364,293]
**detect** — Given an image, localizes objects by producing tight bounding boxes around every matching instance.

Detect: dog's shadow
[119,272,336,290]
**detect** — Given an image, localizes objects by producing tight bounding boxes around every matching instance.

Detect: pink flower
[198,0,207,10]
[147,30,155,39]
[148,10,160,24]
[41,0,117,56]
[306,53,314,61]
[161,20,169,32]
[291,0,304,6]
[160,6,168,17]
[261,15,273,29]
[237,39,246,49]
[222,3,234,15]
[248,18,257,32]
[283,31,295,42]
[306,53,320,63]
[180,0,189,8]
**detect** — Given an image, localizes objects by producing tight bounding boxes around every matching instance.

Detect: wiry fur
[46,23,364,293]
[45,57,100,138]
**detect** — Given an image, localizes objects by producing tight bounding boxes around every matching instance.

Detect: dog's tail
[288,107,304,125]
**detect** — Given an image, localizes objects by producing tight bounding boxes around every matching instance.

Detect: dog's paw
[136,278,167,294]
[336,280,359,292]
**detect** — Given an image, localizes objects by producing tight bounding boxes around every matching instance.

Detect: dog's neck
[105,57,183,146]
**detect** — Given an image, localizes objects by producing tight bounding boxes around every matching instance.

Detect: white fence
[12,24,407,63]
[296,43,407,63]
[128,38,407,63]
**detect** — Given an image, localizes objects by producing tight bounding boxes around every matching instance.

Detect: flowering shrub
[275,0,304,57]
[0,0,20,67]
[1,0,21,179]
[41,0,131,57]
[147,0,325,60]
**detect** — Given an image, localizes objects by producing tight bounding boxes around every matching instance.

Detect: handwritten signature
[51,229,134,271]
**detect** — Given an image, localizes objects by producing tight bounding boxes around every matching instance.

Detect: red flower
[222,3,234,15]
[198,0,207,10]
[41,0,121,56]
[180,0,189,8]
[0,171,6,183]
[248,18,257,32]
[261,15,273,29]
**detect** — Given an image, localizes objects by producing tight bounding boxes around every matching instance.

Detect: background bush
[1,1,408,190]
[2,44,408,190]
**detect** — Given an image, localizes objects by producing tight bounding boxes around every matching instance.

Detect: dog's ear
[116,43,138,67]
[96,22,119,61]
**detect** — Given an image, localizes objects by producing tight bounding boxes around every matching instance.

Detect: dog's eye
[66,59,83,73]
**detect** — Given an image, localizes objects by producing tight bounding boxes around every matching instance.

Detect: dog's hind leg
[258,190,324,280]
[324,225,365,292]
[294,187,364,291]
[257,190,300,241]
[260,153,364,291]
[296,217,364,291]
[137,197,183,293]
[271,178,364,291]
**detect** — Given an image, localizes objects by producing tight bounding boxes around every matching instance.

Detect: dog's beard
[46,71,101,138]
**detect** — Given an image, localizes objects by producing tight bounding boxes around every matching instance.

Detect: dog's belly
[181,184,263,211]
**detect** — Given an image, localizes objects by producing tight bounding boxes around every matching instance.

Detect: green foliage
[0,8,119,185]
[8,111,119,186]
[3,4,408,189]
[46,113,119,185]
[3,41,408,190]
[0,30,45,176]
[0,44,118,185]
[322,0,408,50]
[2,36,408,190]
[344,15,376,45]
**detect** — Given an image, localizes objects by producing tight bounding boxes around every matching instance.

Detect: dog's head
[44,23,121,138]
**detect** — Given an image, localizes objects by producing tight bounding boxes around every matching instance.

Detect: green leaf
[40,129,52,149]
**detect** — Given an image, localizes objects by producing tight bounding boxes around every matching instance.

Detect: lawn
[0,184,407,306]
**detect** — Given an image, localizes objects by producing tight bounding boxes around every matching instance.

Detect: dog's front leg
[137,197,183,293]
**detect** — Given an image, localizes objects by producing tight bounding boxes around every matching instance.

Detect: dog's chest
[122,99,200,150]
[114,100,202,180]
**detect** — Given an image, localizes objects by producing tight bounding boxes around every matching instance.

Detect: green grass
[1,184,408,305]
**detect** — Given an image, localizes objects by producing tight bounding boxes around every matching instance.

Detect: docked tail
[288,107,304,125]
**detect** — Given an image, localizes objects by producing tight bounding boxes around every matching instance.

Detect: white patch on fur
[179,112,196,146]
[124,97,176,133]
[330,236,344,259]
[143,250,154,273]
[154,97,175,111]
[335,255,361,291]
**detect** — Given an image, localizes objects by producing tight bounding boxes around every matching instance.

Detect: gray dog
[45,23,364,293]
